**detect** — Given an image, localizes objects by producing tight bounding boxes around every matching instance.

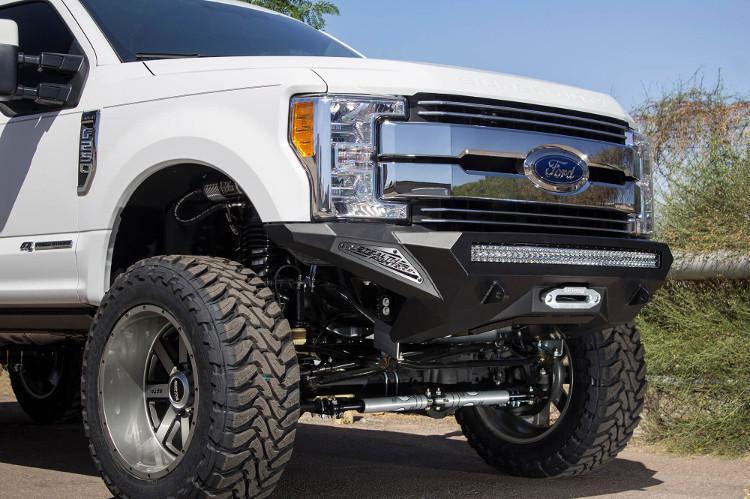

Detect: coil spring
[238,209,283,279]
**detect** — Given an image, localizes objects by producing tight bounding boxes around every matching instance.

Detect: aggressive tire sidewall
[457,325,646,478]
[84,265,215,497]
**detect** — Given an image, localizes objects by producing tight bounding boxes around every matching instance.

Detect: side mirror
[0,19,84,108]
[0,19,19,99]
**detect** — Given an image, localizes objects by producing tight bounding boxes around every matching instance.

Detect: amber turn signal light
[292,101,315,158]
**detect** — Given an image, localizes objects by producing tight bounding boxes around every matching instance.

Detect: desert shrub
[632,79,750,252]
[638,280,750,456]
[633,79,750,456]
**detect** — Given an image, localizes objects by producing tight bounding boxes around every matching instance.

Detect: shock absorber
[172,180,283,279]
[237,209,282,278]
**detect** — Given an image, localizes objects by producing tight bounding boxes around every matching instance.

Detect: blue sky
[324,0,749,111]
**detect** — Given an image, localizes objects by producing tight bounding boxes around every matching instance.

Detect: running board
[0,307,95,333]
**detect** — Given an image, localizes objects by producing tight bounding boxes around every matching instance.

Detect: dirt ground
[0,370,748,499]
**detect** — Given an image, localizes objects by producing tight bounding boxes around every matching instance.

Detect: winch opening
[542,286,601,310]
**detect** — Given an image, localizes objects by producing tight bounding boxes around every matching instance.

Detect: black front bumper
[267,223,672,343]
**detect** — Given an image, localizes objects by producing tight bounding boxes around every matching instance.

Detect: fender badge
[78,110,100,196]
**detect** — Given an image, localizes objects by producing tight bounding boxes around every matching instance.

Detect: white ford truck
[0,1,672,497]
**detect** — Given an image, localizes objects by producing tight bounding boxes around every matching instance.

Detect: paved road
[0,400,748,499]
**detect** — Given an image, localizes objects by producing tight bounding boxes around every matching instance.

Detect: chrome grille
[410,94,629,145]
[412,198,634,237]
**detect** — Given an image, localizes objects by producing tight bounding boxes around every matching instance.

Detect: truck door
[0,1,89,305]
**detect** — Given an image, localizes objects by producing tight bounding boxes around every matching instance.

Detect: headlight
[290,94,408,220]
[630,130,654,237]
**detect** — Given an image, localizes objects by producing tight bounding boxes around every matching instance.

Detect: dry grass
[638,280,750,457]
[632,79,750,457]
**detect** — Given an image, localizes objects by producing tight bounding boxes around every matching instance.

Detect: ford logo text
[523,147,590,194]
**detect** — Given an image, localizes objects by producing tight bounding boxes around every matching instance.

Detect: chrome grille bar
[411,199,635,237]
[419,207,632,226]
[418,100,629,132]
[417,110,627,141]
[418,218,632,235]
[413,94,630,145]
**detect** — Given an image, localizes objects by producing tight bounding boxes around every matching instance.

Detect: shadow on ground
[0,401,98,477]
[274,423,662,498]
[0,401,663,498]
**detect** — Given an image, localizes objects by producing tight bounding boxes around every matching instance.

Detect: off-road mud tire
[457,323,646,477]
[82,256,299,498]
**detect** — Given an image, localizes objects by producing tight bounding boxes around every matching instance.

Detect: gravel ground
[0,370,748,499]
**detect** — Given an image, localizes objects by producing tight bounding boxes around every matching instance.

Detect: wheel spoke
[155,407,178,444]
[148,401,160,424]
[145,384,170,399]
[153,337,176,374]
[178,337,187,364]
[164,422,181,455]
[180,415,190,449]
[552,389,569,411]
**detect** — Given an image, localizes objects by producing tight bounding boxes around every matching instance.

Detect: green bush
[658,142,750,253]
[638,280,750,456]
[632,81,750,252]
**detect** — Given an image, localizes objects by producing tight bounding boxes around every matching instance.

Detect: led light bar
[471,244,660,269]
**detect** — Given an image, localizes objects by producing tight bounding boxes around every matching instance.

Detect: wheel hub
[168,372,191,410]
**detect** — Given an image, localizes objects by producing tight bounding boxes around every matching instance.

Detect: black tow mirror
[0,19,19,99]
[0,18,85,108]
[13,52,84,106]
[19,52,85,73]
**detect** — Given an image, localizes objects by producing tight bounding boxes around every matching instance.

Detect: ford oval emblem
[523,147,589,194]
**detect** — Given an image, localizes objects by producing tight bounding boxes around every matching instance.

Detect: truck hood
[144,57,633,125]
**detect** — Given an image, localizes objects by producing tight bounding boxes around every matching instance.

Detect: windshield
[80,0,360,62]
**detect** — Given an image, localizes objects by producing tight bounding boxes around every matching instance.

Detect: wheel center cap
[168,372,190,409]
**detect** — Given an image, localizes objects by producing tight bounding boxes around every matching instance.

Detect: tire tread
[82,256,298,498]
[456,323,646,478]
